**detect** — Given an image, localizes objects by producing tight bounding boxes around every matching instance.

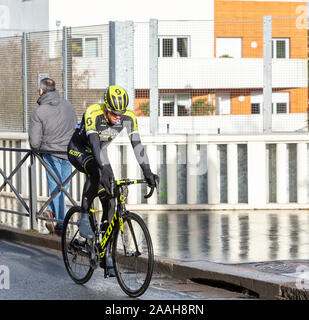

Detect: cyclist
[67,85,158,240]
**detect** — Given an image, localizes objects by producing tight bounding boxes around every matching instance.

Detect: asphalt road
[0,239,252,300]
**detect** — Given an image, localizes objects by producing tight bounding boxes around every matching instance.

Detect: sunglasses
[109,110,121,117]
[105,105,124,117]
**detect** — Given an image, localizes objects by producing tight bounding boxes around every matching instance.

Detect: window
[216,38,242,58]
[272,92,289,113]
[163,102,174,116]
[72,38,83,57]
[251,103,260,114]
[160,94,190,116]
[177,38,188,57]
[276,103,287,113]
[272,102,289,114]
[158,36,189,57]
[72,36,99,57]
[272,38,289,58]
[250,92,289,114]
[162,38,173,57]
[84,38,98,57]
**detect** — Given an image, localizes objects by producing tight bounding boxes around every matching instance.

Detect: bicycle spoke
[112,212,154,297]
[61,206,94,284]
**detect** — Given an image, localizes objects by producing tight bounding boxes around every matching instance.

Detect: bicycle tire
[61,206,94,284]
[112,211,154,297]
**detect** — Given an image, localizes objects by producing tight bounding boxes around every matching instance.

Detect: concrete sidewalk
[1,224,309,300]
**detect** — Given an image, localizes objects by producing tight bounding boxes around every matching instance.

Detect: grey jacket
[29,90,77,160]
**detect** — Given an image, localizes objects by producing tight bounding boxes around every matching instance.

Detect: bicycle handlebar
[144,184,155,199]
[110,176,159,199]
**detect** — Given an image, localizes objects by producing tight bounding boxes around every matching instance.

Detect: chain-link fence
[0,35,23,132]
[0,17,307,134]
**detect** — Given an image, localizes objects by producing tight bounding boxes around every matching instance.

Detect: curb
[1,224,309,300]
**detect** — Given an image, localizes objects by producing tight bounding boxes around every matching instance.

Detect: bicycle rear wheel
[61,206,94,284]
[112,211,154,297]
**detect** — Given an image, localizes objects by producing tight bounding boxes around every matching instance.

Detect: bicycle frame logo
[99,211,123,258]
[0,265,10,290]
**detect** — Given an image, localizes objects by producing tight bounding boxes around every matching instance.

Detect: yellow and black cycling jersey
[69,103,151,174]
[76,104,138,146]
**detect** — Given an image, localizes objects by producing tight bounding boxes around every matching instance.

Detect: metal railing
[0,147,78,230]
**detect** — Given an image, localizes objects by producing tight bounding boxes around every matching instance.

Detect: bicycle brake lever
[144,175,160,199]
[144,185,155,199]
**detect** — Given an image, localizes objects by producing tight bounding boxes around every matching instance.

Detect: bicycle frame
[62,176,157,296]
[98,210,121,258]
[93,178,149,260]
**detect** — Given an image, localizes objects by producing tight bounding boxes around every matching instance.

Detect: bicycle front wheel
[61,206,94,284]
[112,211,154,297]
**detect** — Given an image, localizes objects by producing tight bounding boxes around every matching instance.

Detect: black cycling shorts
[67,136,95,174]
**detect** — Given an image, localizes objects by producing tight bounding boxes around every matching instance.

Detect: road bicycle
[61,177,158,297]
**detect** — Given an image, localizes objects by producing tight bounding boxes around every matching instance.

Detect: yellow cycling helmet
[104,85,129,115]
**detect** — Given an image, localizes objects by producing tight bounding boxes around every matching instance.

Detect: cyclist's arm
[88,132,104,169]
[123,109,152,173]
[129,130,151,174]
[84,105,105,169]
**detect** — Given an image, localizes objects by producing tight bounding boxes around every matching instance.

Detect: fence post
[62,26,73,102]
[263,15,272,133]
[62,26,68,100]
[22,32,28,133]
[28,152,37,230]
[109,21,135,110]
[149,19,159,135]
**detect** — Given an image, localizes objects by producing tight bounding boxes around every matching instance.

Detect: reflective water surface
[1,196,309,264]
[140,210,309,264]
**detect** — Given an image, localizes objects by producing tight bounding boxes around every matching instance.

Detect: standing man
[29,78,77,235]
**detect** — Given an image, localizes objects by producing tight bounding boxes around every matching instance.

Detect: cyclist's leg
[99,190,115,223]
[68,141,98,239]
[99,196,116,273]
[78,159,102,239]
[98,163,116,276]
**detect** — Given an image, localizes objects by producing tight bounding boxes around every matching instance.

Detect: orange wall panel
[283,87,308,113]
[215,1,307,58]
[231,93,251,114]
